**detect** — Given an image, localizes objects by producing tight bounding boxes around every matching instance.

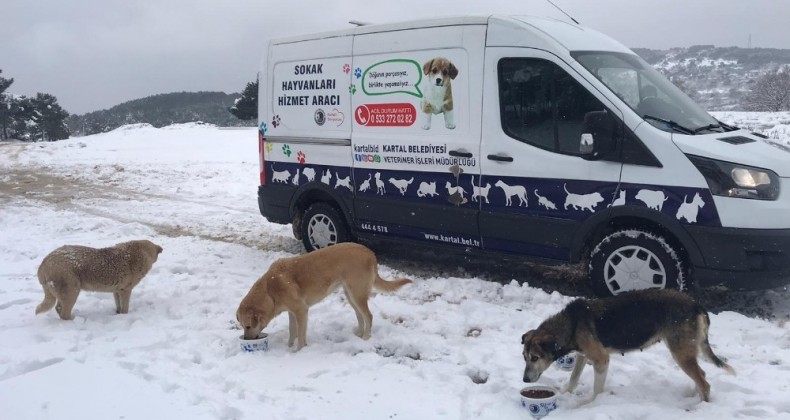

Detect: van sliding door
[349,25,486,249]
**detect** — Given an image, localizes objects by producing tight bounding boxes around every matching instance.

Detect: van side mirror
[580,110,619,161]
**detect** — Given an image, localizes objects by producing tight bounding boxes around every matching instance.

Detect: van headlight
[687,155,780,200]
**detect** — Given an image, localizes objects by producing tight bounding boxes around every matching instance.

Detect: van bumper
[257,185,291,224]
[685,225,790,291]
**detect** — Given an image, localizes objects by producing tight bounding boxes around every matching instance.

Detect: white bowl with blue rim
[239,333,269,353]
[520,385,558,418]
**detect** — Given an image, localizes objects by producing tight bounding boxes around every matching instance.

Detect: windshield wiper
[642,114,695,135]
[717,120,739,132]
[693,123,723,134]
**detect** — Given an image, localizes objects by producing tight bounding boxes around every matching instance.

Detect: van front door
[479,49,624,260]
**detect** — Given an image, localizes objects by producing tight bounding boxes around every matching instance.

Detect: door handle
[487,154,513,162]
[449,150,473,158]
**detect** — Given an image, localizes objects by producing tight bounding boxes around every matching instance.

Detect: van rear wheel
[588,229,685,297]
[300,202,350,252]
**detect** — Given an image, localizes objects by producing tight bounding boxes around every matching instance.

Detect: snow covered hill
[0,118,788,420]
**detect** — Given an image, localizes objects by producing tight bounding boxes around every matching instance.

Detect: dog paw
[445,123,456,129]
[421,124,431,130]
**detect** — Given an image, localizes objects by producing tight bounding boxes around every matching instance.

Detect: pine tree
[230,79,258,120]
[33,93,70,141]
[0,69,13,140]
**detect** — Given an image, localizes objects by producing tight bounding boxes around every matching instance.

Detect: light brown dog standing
[236,242,412,350]
[36,240,163,320]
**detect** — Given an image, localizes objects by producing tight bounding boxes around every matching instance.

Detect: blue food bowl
[239,333,269,353]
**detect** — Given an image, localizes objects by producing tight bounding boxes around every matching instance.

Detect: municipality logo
[314,109,326,126]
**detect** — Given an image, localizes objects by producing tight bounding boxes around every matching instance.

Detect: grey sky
[2,0,788,114]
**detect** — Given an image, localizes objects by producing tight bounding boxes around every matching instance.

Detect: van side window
[498,58,612,155]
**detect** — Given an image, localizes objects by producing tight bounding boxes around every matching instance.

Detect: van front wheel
[588,229,685,297]
[300,203,350,252]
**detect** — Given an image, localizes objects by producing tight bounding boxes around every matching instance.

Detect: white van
[256,15,790,296]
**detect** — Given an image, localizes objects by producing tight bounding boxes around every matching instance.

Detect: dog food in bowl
[519,385,558,418]
[239,333,269,352]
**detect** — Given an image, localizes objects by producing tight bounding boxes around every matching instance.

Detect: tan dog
[236,243,412,350]
[421,57,458,130]
[36,240,163,320]
[521,289,735,403]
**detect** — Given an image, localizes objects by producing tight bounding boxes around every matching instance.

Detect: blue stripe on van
[265,162,721,227]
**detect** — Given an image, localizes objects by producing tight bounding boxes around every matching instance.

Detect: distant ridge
[632,46,790,111]
[66,91,253,136]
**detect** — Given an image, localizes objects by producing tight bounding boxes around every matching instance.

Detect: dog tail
[374,274,412,292]
[35,281,57,315]
[698,312,736,375]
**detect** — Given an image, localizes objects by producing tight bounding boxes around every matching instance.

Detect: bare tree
[745,67,790,112]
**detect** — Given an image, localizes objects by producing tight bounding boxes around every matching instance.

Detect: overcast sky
[2,0,789,114]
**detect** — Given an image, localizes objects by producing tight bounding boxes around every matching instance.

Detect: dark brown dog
[521,289,735,402]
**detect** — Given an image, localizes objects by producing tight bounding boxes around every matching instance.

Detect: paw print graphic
[282,144,292,157]
[265,142,273,153]
[349,84,357,95]
[271,115,281,128]
[343,64,351,74]
[354,67,362,79]
[259,122,268,134]
[297,151,306,164]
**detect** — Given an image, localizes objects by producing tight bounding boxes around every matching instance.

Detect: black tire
[300,202,351,252]
[588,229,686,297]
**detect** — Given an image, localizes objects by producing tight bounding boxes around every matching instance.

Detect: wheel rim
[307,214,337,249]
[603,245,667,294]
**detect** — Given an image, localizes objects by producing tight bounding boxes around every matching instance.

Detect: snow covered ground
[1,117,789,420]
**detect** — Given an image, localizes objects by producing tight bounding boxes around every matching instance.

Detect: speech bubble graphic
[361,59,423,98]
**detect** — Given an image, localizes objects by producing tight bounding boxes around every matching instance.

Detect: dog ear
[522,330,535,345]
[521,332,528,344]
[423,59,434,75]
[448,62,459,80]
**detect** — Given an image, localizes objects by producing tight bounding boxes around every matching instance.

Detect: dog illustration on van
[495,180,528,207]
[335,171,353,191]
[563,184,604,212]
[389,177,414,196]
[421,57,458,130]
[677,193,705,223]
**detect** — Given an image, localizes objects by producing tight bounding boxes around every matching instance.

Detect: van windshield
[571,51,721,135]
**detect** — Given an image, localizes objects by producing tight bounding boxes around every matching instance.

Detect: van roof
[270,15,632,54]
